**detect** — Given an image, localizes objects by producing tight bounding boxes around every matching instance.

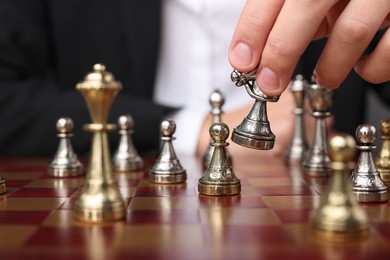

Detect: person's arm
[228,0,390,96]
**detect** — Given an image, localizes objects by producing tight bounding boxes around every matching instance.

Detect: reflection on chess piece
[310,134,369,242]
[285,75,308,165]
[149,120,186,184]
[203,89,232,168]
[48,117,84,177]
[0,177,6,195]
[112,115,144,172]
[73,64,126,223]
[375,119,390,183]
[350,124,388,202]
[230,69,279,150]
[303,82,334,176]
[198,122,240,196]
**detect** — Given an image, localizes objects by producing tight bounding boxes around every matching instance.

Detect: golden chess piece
[198,122,240,196]
[375,118,390,183]
[310,134,370,242]
[73,64,126,223]
[0,177,6,195]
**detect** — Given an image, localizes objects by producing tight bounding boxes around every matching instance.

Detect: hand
[229,0,390,96]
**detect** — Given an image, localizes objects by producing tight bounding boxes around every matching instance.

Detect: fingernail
[257,67,279,91]
[231,42,253,66]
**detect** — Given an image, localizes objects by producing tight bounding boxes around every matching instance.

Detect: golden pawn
[73,64,126,223]
[0,177,6,195]
[198,122,240,196]
[376,118,390,183]
[310,134,369,242]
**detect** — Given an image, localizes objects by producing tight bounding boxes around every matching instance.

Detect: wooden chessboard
[0,156,390,259]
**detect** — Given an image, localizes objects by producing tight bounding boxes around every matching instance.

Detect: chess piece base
[354,190,389,202]
[73,206,126,223]
[48,165,84,177]
[303,166,331,177]
[198,180,241,196]
[378,169,390,183]
[231,130,274,150]
[0,178,6,195]
[149,171,186,184]
[311,227,368,243]
[113,160,143,172]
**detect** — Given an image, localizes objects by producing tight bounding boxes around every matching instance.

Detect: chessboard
[0,155,390,259]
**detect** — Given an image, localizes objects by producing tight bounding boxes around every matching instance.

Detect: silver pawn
[48,117,84,177]
[198,122,240,196]
[202,89,232,168]
[149,120,186,184]
[112,115,144,172]
[303,82,334,176]
[350,124,389,202]
[230,69,279,150]
[285,75,309,165]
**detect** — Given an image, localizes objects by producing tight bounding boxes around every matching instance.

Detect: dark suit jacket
[0,0,175,156]
[0,0,389,156]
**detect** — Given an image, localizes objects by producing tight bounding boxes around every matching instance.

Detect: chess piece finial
[112,115,144,172]
[73,64,126,223]
[303,82,334,176]
[48,117,84,177]
[310,134,370,242]
[230,68,279,150]
[149,120,186,184]
[350,124,389,202]
[0,177,6,195]
[198,122,240,195]
[202,89,232,168]
[285,75,309,164]
[375,118,390,183]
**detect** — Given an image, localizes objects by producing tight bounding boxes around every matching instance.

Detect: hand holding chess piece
[112,114,144,172]
[310,134,369,243]
[198,122,240,196]
[48,117,84,177]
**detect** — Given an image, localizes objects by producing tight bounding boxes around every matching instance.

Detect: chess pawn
[310,134,369,242]
[149,120,186,184]
[0,177,6,195]
[285,75,309,165]
[112,115,144,172]
[198,122,241,196]
[375,119,390,183]
[73,64,126,223]
[202,89,232,168]
[230,69,279,150]
[48,117,84,177]
[303,82,334,176]
[350,124,389,202]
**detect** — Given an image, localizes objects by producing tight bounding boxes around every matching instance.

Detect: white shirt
[154,0,250,155]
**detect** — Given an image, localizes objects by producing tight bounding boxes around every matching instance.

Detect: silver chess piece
[285,75,309,165]
[202,89,232,168]
[303,82,334,176]
[230,68,279,150]
[112,115,144,172]
[48,117,84,177]
[0,177,6,195]
[375,118,390,183]
[149,120,186,184]
[350,124,389,202]
[198,122,240,196]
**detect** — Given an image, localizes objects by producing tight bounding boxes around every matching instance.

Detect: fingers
[355,27,390,84]
[229,0,284,72]
[314,0,390,89]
